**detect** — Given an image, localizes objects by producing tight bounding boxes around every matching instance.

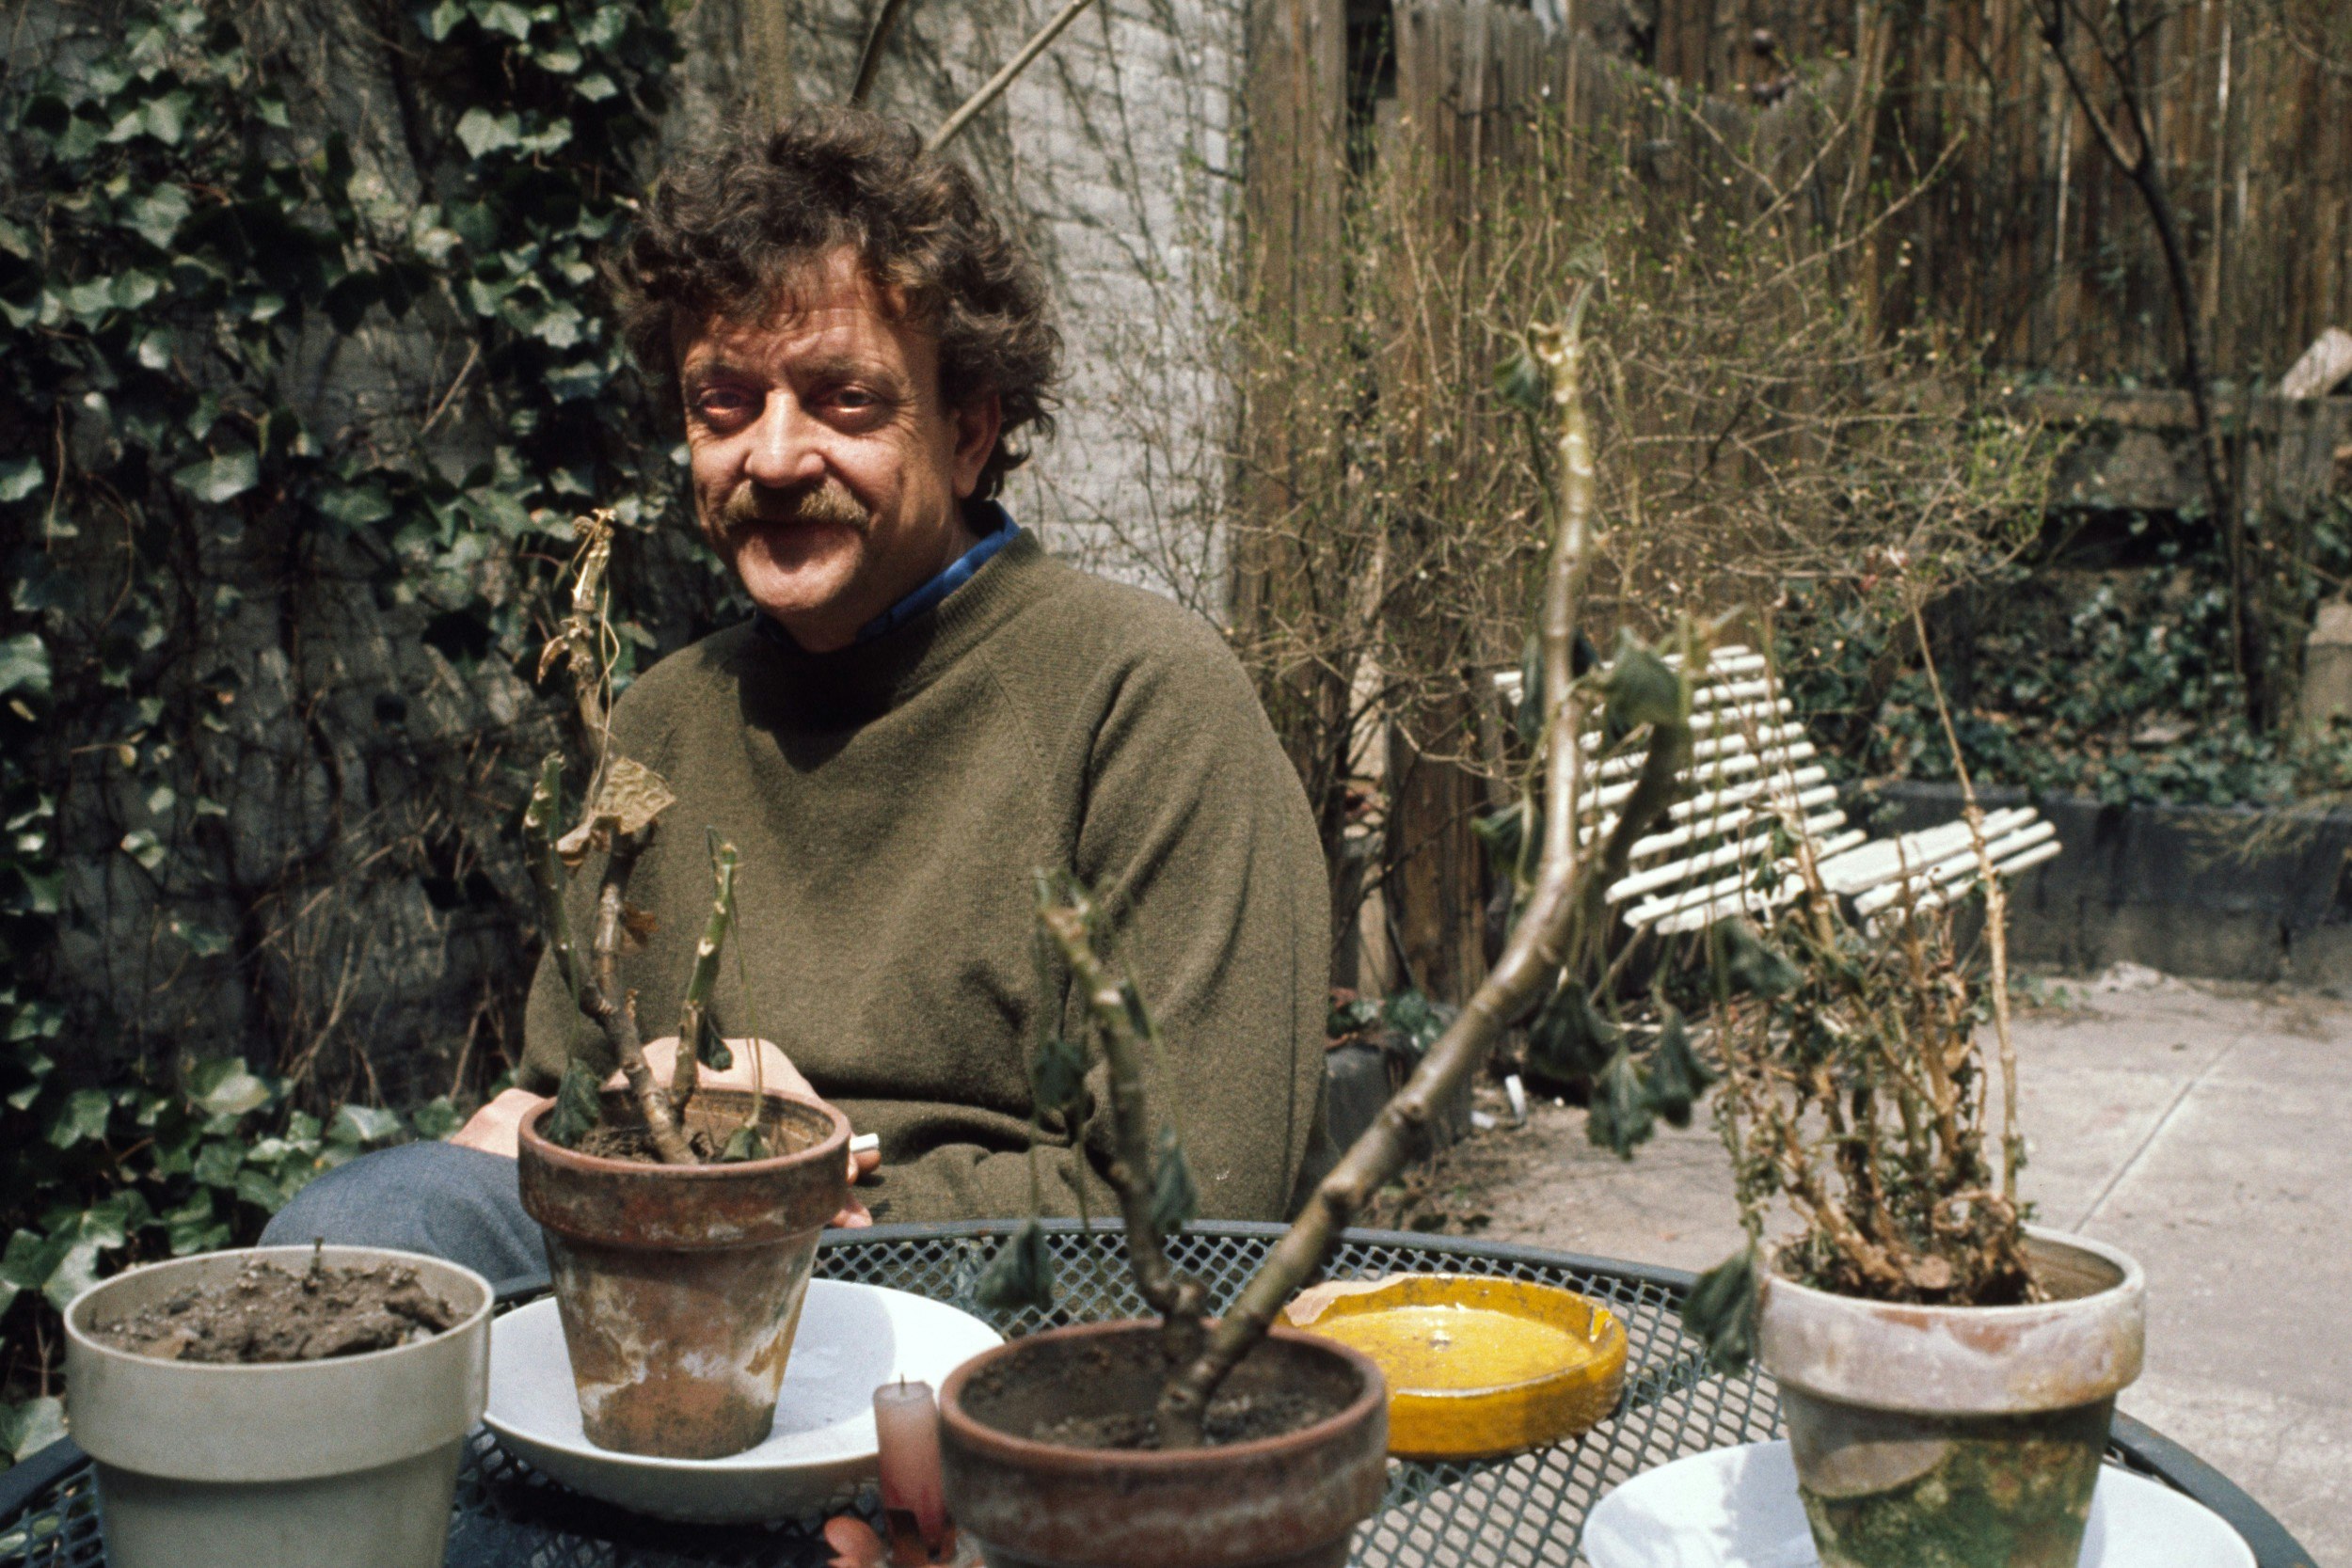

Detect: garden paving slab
[1416,968,2350,1565]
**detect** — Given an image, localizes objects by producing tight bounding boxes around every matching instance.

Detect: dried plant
[978,296,1718,1446]
[1677,604,2041,1369]
[1091,77,2057,941]
[521,510,764,1165]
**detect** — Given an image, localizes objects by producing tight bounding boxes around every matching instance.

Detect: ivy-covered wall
[0,0,1245,1433]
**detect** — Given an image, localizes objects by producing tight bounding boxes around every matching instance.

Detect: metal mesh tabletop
[0,1221,2314,1568]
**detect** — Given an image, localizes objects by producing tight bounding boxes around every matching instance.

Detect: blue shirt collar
[755,500,1021,650]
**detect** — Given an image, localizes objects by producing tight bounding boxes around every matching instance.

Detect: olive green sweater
[520,532,1332,1223]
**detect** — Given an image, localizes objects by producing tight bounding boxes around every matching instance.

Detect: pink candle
[873,1377,950,1556]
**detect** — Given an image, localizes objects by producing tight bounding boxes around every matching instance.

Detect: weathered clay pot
[516,1085,850,1459]
[938,1320,1390,1568]
[1757,1227,2145,1568]
[63,1245,492,1568]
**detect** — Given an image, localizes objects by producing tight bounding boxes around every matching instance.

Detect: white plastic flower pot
[63,1244,492,1568]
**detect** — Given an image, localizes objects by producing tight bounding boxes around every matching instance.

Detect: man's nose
[742,392,826,489]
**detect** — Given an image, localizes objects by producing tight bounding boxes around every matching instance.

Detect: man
[268,109,1331,1284]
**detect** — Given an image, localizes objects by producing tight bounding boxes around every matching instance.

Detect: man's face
[677,248,1002,653]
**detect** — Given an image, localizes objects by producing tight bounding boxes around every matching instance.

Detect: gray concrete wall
[1862,782,2352,991]
[787,0,1244,618]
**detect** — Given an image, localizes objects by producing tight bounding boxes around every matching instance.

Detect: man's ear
[948,392,1003,500]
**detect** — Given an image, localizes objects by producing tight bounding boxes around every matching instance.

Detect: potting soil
[573,1123,732,1164]
[1027,1386,1348,1450]
[87,1255,463,1363]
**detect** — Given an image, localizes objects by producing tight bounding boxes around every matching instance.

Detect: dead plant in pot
[513,511,850,1460]
[935,294,1707,1568]
[1660,624,2145,1568]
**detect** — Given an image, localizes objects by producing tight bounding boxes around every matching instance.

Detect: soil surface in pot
[573,1123,737,1164]
[964,1338,1351,1450]
[87,1254,462,1363]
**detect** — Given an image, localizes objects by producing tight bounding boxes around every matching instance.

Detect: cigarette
[849,1132,880,1155]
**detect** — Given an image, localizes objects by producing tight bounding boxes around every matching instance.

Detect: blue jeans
[262,1142,548,1294]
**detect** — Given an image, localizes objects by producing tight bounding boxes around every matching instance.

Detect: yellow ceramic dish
[1283,1273,1628,1462]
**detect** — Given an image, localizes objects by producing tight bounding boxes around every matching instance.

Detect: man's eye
[831,388,878,411]
[695,389,754,418]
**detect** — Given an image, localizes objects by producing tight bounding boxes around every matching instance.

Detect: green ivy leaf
[125,182,192,248]
[45,1088,112,1148]
[1680,1245,1762,1373]
[0,1229,58,1316]
[412,1097,463,1140]
[234,1166,294,1214]
[1714,918,1802,999]
[1526,978,1618,1081]
[166,917,231,958]
[0,456,44,504]
[453,106,519,158]
[477,0,533,39]
[314,483,393,530]
[1,1396,67,1463]
[1643,1006,1715,1128]
[544,1059,600,1148]
[1603,633,1683,738]
[171,448,260,504]
[0,632,51,698]
[328,1103,404,1146]
[190,1059,272,1119]
[1028,1034,1088,1120]
[1148,1126,1197,1237]
[192,1138,243,1189]
[1585,1047,1655,1158]
[974,1218,1054,1314]
[720,1124,771,1163]
[1494,346,1546,415]
[163,1192,229,1256]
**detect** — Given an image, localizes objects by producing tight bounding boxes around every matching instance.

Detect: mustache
[717,478,869,537]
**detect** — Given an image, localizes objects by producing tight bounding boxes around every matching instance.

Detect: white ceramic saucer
[483,1279,1001,1524]
[1581,1439,2255,1568]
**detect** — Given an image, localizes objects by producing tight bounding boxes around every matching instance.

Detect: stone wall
[787,0,1245,616]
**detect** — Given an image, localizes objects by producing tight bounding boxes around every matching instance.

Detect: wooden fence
[1240,0,2352,1006]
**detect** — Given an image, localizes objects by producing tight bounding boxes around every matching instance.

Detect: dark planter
[516,1086,850,1459]
[938,1320,1390,1568]
[1758,1228,2146,1568]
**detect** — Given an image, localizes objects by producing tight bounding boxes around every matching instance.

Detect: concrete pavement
[1413,965,2350,1562]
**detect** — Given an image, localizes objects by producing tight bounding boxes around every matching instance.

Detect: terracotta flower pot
[938,1320,1390,1568]
[516,1085,850,1459]
[1757,1227,2146,1568]
[63,1245,492,1568]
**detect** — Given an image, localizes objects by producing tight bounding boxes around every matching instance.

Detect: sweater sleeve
[1066,628,1334,1221]
[839,630,1332,1225]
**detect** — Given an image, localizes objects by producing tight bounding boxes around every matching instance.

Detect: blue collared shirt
[754,500,1021,649]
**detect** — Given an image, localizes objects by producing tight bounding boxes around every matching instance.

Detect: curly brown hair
[612,107,1059,500]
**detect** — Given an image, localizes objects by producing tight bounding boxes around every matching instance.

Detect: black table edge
[1,1222,2315,1568]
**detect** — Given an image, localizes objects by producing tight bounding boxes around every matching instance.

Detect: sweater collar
[738,519,1053,723]
[753,499,1018,654]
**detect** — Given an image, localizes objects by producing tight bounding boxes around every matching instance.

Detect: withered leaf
[620,901,658,946]
[593,755,675,837]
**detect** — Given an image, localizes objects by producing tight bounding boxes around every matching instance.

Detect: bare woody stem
[587,831,694,1165]
[523,754,580,998]
[1039,899,1211,1429]
[1906,594,2020,1204]
[1155,291,1691,1433]
[670,842,740,1118]
[926,0,1102,152]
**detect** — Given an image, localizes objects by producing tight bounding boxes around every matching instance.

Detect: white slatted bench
[1493,645,2061,938]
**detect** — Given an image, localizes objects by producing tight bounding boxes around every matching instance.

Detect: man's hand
[449,1037,880,1227]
